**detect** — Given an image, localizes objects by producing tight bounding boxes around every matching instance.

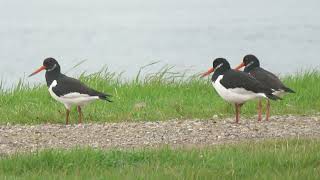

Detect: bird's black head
[201,58,231,77]
[235,54,260,73]
[28,57,61,77]
[43,58,61,72]
[212,58,231,70]
[243,54,260,70]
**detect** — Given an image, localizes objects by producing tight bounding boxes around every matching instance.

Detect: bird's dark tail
[266,93,282,101]
[283,86,295,93]
[99,93,113,102]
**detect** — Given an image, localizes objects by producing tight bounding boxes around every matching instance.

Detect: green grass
[0,67,319,124]
[0,139,319,179]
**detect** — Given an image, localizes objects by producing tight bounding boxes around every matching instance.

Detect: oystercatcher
[29,58,112,124]
[235,54,295,121]
[201,58,281,123]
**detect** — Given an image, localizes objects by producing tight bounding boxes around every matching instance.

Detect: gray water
[0,0,319,87]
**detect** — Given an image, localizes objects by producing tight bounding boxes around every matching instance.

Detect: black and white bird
[29,58,112,124]
[234,54,295,121]
[201,58,281,123]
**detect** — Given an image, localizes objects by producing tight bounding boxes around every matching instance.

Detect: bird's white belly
[48,80,99,109]
[212,75,266,104]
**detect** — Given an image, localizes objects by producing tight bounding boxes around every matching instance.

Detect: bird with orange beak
[234,54,295,121]
[202,58,281,123]
[29,58,112,124]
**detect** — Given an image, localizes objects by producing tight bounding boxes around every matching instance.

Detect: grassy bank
[0,139,319,179]
[0,68,319,124]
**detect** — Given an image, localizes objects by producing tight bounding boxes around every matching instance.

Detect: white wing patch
[272,90,286,97]
[62,93,91,99]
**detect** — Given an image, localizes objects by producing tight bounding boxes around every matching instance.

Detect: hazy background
[0,0,319,87]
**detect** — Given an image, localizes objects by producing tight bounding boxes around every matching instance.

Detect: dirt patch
[0,115,319,155]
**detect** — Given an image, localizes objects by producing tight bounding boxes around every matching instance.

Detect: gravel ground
[0,115,319,155]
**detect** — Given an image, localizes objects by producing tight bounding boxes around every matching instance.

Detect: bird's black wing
[52,75,112,101]
[250,68,294,92]
[220,70,274,94]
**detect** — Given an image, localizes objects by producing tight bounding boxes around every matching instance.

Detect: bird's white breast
[212,75,266,104]
[48,80,60,101]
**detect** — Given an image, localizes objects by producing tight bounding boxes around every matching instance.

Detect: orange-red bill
[201,67,214,77]
[28,65,46,77]
[234,62,245,71]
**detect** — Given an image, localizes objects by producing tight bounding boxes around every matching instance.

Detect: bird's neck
[244,65,259,73]
[45,70,62,87]
[212,67,229,82]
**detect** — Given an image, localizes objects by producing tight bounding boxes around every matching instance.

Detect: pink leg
[266,99,270,121]
[258,100,262,122]
[77,106,83,124]
[235,104,240,123]
[66,109,70,125]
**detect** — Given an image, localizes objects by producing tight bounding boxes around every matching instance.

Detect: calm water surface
[0,0,319,87]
